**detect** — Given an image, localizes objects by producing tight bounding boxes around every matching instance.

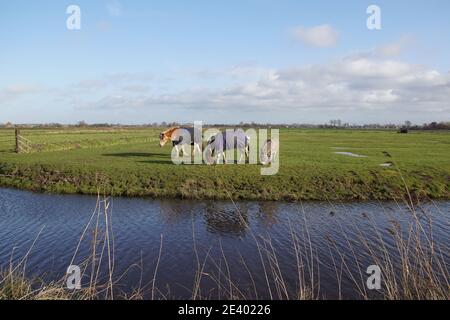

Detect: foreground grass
[0,273,71,300]
[0,128,449,201]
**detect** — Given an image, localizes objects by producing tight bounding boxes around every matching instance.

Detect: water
[0,188,448,299]
[334,151,368,158]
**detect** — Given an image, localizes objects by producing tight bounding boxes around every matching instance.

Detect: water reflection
[204,202,249,236]
[158,199,201,223]
[158,199,251,236]
[156,200,283,237]
[256,201,279,227]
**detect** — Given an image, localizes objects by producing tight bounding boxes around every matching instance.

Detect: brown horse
[159,127,180,147]
[159,127,202,156]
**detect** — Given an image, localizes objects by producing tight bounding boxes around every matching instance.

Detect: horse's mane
[162,126,181,137]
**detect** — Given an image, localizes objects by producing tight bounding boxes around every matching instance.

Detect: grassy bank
[0,128,449,201]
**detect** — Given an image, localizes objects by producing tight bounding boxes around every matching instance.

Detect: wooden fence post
[15,128,20,153]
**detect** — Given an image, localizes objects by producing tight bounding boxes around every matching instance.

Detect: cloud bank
[74,56,450,119]
[2,55,449,123]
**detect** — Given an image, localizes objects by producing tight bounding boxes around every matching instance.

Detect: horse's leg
[182,144,190,163]
[260,144,268,165]
[271,150,278,163]
[195,143,202,155]
[203,144,212,165]
[216,152,223,164]
[238,149,244,164]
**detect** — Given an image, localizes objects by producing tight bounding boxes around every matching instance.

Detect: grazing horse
[159,127,202,156]
[205,129,250,164]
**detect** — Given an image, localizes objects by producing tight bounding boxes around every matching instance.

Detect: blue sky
[1,0,449,124]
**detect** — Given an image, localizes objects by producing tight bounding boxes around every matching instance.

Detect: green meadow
[0,127,449,201]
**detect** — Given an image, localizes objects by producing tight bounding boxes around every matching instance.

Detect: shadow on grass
[102,152,167,158]
[138,160,173,165]
[103,152,190,165]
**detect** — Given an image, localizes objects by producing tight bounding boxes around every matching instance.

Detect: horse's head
[159,131,170,147]
[159,127,180,147]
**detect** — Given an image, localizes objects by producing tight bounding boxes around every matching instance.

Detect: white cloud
[76,56,450,121]
[0,84,44,104]
[376,36,415,57]
[4,84,42,95]
[107,1,122,17]
[188,64,270,80]
[291,24,339,48]
[75,79,108,89]
[70,72,154,91]
[121,85,151,93]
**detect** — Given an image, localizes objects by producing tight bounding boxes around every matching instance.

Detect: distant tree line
[413,122,450,130]
[1,120,449,130]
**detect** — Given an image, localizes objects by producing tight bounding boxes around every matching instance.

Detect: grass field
[0,127,449,201]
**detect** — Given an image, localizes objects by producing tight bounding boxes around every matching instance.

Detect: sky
[1,0,450,125]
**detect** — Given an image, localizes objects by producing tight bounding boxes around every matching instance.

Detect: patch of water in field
[379,163,393,167]
[334,151,368,158]
[0,188,448,299]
